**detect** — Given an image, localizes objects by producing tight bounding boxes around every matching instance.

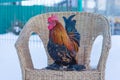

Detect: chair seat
[26,69,101,80]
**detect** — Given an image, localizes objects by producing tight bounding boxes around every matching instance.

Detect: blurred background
[0,0,120,35]
[0,0,120,80]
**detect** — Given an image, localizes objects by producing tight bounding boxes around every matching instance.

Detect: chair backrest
[16,12,111,70]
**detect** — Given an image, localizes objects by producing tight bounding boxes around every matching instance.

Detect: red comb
[48,14,58,22]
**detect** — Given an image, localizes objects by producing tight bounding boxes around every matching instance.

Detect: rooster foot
[46,63,62,70]
[67,64,86,71]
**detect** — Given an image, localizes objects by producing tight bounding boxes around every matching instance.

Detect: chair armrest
[97,20,111,71]
[15,18,39,70]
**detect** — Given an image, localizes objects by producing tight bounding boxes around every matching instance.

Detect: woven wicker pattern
[26,69,100,80]
[15,12,111,80]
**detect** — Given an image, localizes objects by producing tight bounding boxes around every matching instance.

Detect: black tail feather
[63,14,80,46]
[63,14,77,32]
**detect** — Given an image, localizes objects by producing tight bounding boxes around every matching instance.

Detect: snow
[0,33,120,80]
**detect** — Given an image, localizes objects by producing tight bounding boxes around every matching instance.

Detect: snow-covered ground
[0,33,120,80]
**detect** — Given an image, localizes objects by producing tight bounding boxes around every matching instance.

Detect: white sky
[87,0,95,9]
[21,0,63,6]
[98,0,106,10]
[84,0,106,10]
[22,0,106,10]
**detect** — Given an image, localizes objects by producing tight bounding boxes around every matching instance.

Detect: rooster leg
[67,64,86,71]
[46,62,62,70]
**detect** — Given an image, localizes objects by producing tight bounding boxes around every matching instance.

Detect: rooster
[46,14,85,71]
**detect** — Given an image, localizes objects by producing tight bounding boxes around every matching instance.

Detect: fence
[0,0,82,46]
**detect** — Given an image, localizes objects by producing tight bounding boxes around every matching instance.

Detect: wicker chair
[15,12,111,80]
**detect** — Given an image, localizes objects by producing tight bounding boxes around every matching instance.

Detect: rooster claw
[46,63,61,70]
[67,64,86,71]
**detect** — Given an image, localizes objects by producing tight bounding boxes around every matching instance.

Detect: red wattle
[48,25,53,30]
